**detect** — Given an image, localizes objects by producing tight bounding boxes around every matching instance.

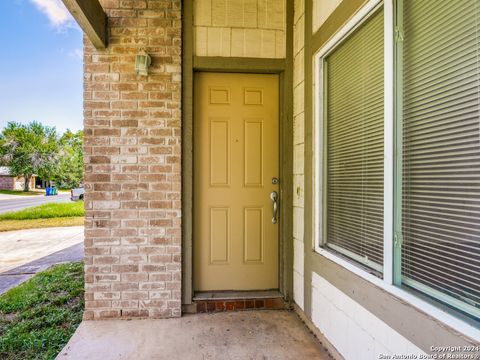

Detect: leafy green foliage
[0,123,84,191]
[0,122,59,191]
[0,202,84,220]
[0,262,84,360]
[52,130,84,189]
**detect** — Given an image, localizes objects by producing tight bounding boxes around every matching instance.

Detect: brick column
[83,0,182,319]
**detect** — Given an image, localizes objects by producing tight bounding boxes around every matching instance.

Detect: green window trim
[393,0,403,287]
[402,278,480,320]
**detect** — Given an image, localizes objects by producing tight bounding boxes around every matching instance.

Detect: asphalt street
[0,193,71,214]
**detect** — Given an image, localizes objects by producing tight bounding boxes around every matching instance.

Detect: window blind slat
[401,0,480,318]
[325,8,384,271]
[404,239,480,263]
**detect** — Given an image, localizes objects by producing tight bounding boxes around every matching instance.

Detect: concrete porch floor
[57,310,333,360]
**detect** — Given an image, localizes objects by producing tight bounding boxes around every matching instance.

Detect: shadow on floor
[58,310,333,360]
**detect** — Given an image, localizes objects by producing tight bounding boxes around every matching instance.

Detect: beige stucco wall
[292,0,305,310]
[194,0,286,58]
[13,176,35,191]
[312,0,342,33]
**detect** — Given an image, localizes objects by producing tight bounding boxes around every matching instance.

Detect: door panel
[194,72,279,291]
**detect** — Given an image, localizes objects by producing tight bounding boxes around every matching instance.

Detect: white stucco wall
[311,273,426,359]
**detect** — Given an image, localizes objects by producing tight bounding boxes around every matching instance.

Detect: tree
[53,130,84,188]
[0,121,59,191]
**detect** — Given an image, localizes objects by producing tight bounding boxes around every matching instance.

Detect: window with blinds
[324,8,384,273]
[401,0,480,317]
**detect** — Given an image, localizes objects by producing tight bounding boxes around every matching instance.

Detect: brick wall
[0,176,14,190]
[83,0,182,320]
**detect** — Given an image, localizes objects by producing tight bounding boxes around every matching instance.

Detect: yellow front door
[194,72,279,291]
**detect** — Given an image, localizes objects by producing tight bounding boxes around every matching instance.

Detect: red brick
[206,302,216,312]
[215,301,225,312]
[265,298,285,309]
[196,302,206,313]
[245,300,255,309]
[255,300,265,309]
[223,301,233,311]
[235,300,245,310]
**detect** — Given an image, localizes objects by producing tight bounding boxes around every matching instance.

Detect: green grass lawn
[0,190,42,196]
[0,218,84,232]
[0,202,85,231]
[0,202,84,221]
[0,262,84,360]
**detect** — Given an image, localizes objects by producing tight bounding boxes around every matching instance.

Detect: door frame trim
[182,0,294,306]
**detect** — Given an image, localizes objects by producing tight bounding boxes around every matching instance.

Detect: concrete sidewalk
[0,226,84,294]
[0,226,84,273]
[0,242,84,294]
[57,310,332,360]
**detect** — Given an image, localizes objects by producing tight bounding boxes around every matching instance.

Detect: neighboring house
[0,167,36,191]
[61,0,479,357]
[35,178,48,189]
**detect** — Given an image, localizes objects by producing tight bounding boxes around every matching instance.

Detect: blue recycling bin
[46,187,51,196]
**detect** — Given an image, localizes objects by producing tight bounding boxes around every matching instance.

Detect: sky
[0,0,83,133]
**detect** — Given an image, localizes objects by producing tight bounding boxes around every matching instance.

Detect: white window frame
[313,0,392,279]
[312,0,480,340]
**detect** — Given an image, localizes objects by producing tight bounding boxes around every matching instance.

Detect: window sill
[313,246,480,341]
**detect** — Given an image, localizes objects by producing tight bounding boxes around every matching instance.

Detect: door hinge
[394,231,403,248]
[395,27,404,43]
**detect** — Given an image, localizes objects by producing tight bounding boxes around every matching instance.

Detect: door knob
[270,191,278,224]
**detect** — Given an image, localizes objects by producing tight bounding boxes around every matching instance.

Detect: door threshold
[193,290,283,301]
[191,290,287,313]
